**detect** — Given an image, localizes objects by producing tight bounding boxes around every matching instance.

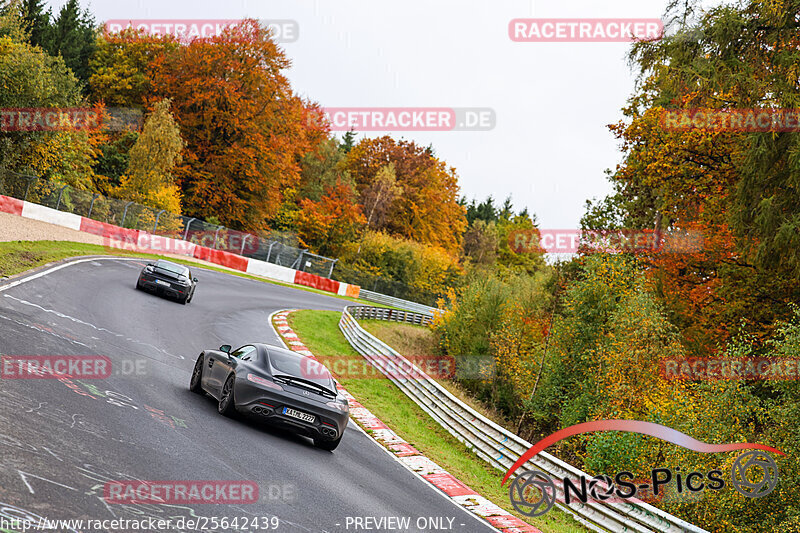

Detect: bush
[339,231,462,303]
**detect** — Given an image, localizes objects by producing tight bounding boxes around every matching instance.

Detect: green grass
[0,241,115,278]
[0,240,382,306]
[288,309,587,533]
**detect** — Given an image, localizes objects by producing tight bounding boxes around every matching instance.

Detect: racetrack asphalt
[0,257,495,533]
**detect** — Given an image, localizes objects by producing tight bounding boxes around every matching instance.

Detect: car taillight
[326,400,350,412]
[247,374,282,391]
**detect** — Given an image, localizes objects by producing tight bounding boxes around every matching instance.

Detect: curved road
[0,257,494,533]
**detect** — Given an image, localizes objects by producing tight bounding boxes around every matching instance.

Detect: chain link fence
[331,264,441,307]
[0,171,337,277]
[0,171,447,303]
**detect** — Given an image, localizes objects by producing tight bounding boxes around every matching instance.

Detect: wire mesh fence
[331,264,441,307]
[0,171,445,303]
[0,171,337,277]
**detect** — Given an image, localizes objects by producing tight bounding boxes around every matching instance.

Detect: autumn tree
[0,9,93,181]
[114,99,183,213]
[589,0,800,347]
[341,136,466,253]
[296,181,366,257]
[149,20,326,231]
[361,163,401,230]
[89,29,178,107]
[297,137,353,202]
[346,230,463,299]
[462,219,498,266]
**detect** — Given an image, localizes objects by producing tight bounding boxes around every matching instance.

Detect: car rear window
[156,261,188,276]
[267,348,334,388]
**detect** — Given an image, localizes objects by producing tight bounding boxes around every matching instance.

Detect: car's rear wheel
[218,375,236,417]
[189,355,204,393]
[136,279,143,290]
[314,435,342,451]
[179,294,188,305]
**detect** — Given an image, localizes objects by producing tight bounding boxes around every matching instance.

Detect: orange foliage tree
[341,136,466,254]
[148,20,327,231]
[296,181,366,257]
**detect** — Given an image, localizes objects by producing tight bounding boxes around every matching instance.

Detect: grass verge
[288,309,587,533]
[0,240,380,306]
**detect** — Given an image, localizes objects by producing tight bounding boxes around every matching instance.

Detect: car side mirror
[147,263,155,267]
[193,278,198,282]
[219,345,231,353]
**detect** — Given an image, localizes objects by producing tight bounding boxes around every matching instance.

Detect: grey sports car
[136,259,197,304]
[189,343,349,450]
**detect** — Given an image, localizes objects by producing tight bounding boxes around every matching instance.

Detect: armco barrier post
[121,201,134,228]
[183,217,197,241]
[55,185,68,211]
[213,226,222,249]
[87,193,99,218]
[154,209,166,233]
[22,175,37,202]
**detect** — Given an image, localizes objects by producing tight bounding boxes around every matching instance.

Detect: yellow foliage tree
[114,98,183,214]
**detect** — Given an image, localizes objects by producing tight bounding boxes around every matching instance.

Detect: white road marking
[18,469,77,494]
[0,257,140,293]
[0,314,91,348]
[3,294,184,360]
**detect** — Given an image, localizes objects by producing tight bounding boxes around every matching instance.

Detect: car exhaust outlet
[253,407,263,414]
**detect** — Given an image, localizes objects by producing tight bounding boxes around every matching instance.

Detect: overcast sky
[52,0,712,230]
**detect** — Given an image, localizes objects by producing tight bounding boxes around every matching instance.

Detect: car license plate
[283,407,315,423]
[155,279,170,287]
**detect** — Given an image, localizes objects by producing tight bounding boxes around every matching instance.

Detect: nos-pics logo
[501,420,783,517]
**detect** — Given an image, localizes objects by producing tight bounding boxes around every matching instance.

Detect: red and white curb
[270,310,542,533]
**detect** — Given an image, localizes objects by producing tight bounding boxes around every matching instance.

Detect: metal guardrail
[339,306,709,533]
[348,305,433,326]
[358,289,440,316]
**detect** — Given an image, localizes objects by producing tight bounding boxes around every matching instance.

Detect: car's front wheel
[218,375,237,417]
[314,435,342,451]
[189,355,204,393]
